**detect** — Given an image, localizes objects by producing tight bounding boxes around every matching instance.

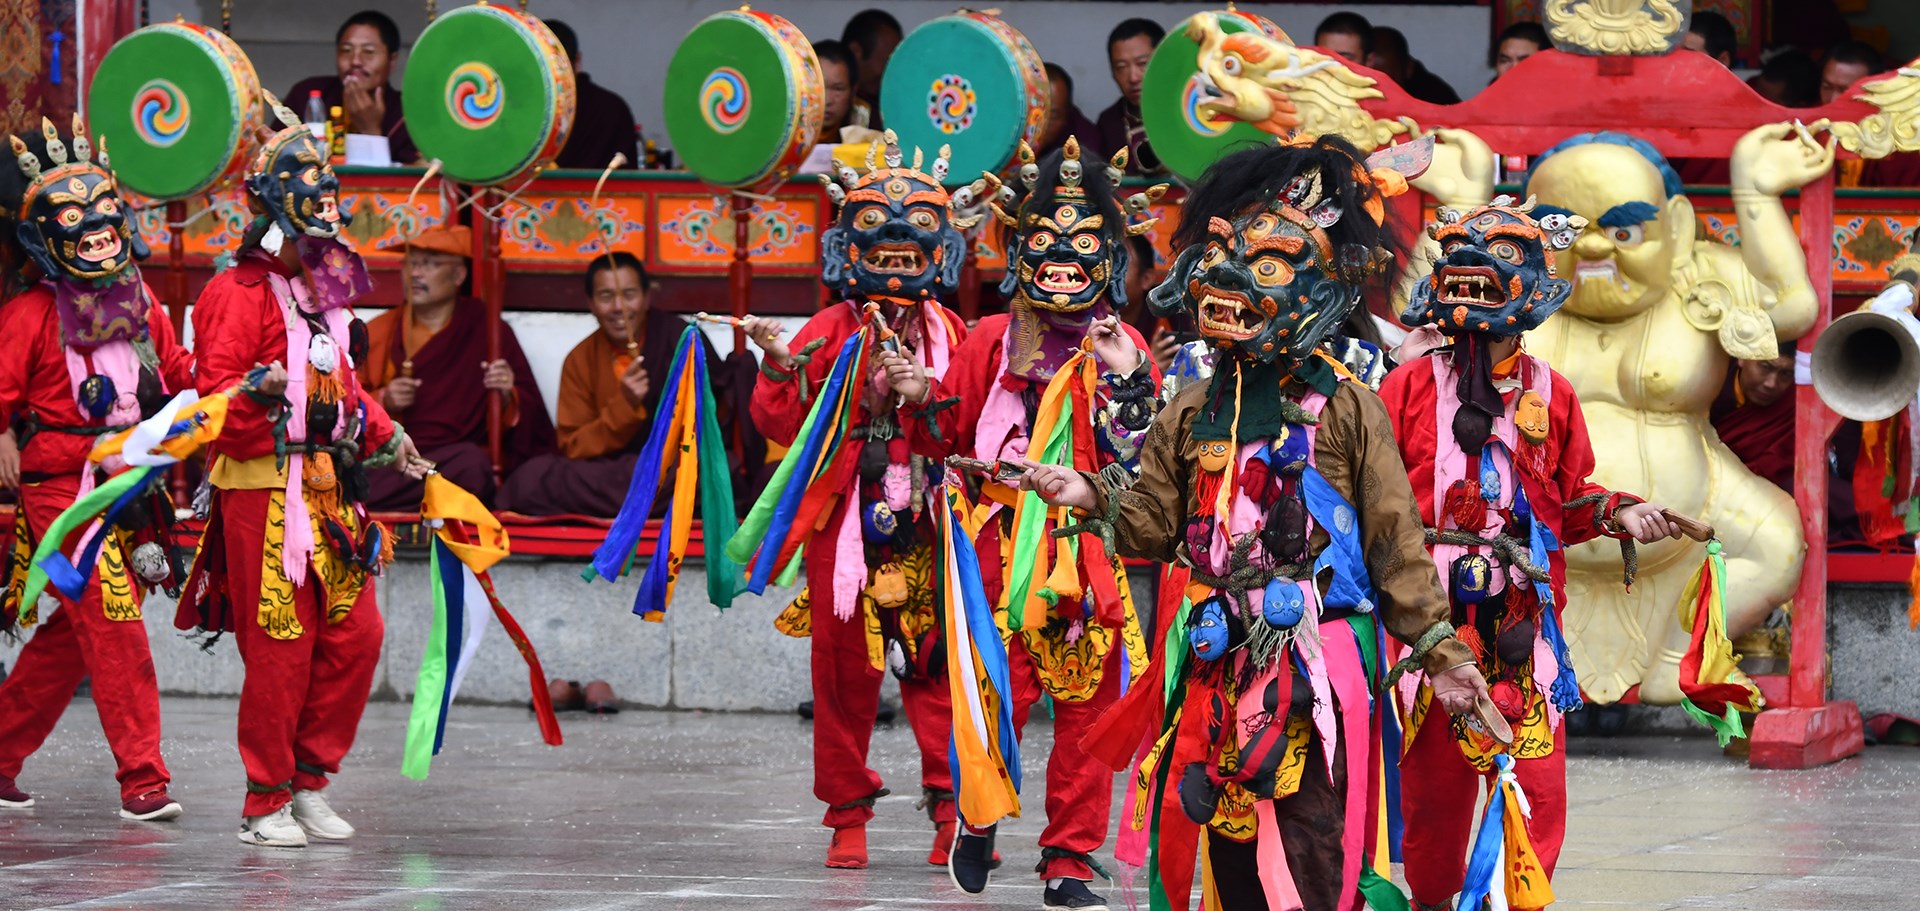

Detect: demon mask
[1147,138,1401,369]
[818,130,976,305]
[11,116,148,283]
[993,138,1165,314]
[1403,194,1582,337]
[246,121,350,243]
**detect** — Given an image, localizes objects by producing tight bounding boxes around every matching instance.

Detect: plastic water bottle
[305,90,327,141]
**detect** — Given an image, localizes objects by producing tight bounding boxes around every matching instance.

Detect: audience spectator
[286,10,416,165]
[1749,50,1821,107]
[1683,10,1737,67]
[359,225,554,510]
[1369,26,1461,104]
[813,40,863,144]
[1034,63,1100,159]
[546,20,640,171]
[1821,41,1885,104]
[841,9,901,130]
[498,253,719,517]
[1313,12,1373,65]
[1096,17,1165,175]
[1710,353,1795,491]
[1490,21,1549,80]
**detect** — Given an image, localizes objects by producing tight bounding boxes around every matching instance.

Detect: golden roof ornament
[1829,63,1920,159]
[1545,0,1688,56]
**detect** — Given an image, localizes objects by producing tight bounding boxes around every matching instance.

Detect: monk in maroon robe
[1710,354,1795,490]
[360,225,554,510]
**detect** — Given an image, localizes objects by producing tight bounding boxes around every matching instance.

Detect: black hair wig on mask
[1170,134,1396,272]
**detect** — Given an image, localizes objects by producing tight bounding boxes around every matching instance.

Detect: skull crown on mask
[1403,194,1584,337]
[10,116,149,283]
[995,137,1166,315]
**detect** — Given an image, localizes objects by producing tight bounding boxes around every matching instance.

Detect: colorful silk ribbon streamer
[999,347,1127,631]
[1458,752,1555,911]
[1676,539,1764,745]
[726,326,869,591]
[938,483,1022,826]
[584,324,743,617]
[21,383,242,612]
[403,474,560,780]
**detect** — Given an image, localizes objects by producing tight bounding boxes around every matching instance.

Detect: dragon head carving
[1184,11,1401,150]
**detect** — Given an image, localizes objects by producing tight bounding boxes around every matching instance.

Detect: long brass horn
[1811,260,1920,422]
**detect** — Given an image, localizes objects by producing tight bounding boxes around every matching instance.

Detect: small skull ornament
[131,542,170,584]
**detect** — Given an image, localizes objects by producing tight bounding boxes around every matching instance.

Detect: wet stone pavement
[1,697,1917,911]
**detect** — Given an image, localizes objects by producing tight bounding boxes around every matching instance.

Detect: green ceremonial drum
[879,11,1046,186]
[1141,9,1287,183]
[403,3,575,185]
[663,8,822,192]
[86,21,265,200]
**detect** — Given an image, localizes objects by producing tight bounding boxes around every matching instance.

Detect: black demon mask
[993,138,1165,314]
[819,130,974,305]
[1403,195,1581,337]
[1151,205,1356,364]
[10,116,148,283]
[246,123,351,242]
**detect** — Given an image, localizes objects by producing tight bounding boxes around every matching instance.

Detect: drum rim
[89,21,260,200]
[665,8,811,191]
[405,3,568,186]
[879,12,1045,182]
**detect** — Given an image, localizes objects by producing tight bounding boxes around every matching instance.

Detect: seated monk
[359,224,554,509]
[497,252,718,517]
[1710,351,1795,490]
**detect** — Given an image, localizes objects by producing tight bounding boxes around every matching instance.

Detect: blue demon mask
[1402,195,1582,337]
[819,132,969,305]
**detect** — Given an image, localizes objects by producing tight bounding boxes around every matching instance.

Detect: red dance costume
[1380,350,1637,909]
[753,301,965,846]
[181,249,395,819]
[0,284,193,806]
[902,313,1154,883]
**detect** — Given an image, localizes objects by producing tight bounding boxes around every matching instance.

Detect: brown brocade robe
[1083,377,1473,910]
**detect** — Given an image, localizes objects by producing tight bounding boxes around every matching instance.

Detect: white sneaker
[238,805,308,848]
[290,789,355,841]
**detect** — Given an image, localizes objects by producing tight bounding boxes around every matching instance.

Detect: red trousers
[807,519,953,830]
[216,488,385,817]
[0,476,168,801]
[1007,636,1125,882]
[1399,702,1567,909]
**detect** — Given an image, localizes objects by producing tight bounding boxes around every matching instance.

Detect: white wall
[145,1,1493,159]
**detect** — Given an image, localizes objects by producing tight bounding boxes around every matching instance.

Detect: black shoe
[1043,878,1110,910]
[875,701,897,725]
[797,700,814,720]
[948,825,996,894]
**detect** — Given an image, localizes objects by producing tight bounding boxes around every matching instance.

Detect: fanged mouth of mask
[317,194,340,224]
[1574,259,1629,291]
[1436,266,1506,306]
[1034,262,1090,294]
[78,228,123,263]
[861,243,926,275]
[1197,285,1261,340]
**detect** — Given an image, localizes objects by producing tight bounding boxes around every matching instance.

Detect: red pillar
[477,189,504,485]
[1751,171,1865,769]
[729,194,752,354]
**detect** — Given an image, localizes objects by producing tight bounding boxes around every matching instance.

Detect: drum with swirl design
[86,21,265,200]
[663,8,823,192]
[1140,9,1289,183]
[403,3,576,185]
[879,11,1046,185]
